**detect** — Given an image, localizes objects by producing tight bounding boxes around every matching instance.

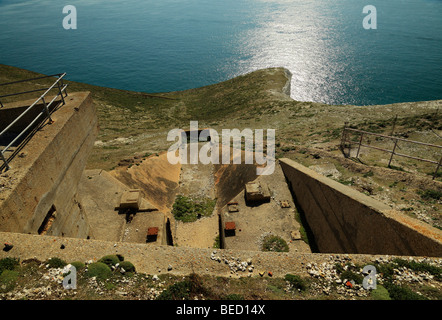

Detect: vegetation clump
[118,261,136,274]
[284,274,308,292]
[98,255,122,267]
[156,273,211,300]
[46,257,67,269]
[86,262,112,281]
[0,257,20,274]
[172,195,216,223]
[69,261,85,271]
[261,235,289,252]
[372,258,441,300]
[370,285,391,300]
[418,189,442,201]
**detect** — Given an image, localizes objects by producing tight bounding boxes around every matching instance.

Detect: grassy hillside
[1,64,441,229]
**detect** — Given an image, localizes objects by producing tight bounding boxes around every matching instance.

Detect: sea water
[0,0,441,106]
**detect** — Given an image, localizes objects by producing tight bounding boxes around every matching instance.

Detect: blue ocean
[0,0,441,106]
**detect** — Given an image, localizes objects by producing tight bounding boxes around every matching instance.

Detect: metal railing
[0,73,68,170]
[340,123,442,180]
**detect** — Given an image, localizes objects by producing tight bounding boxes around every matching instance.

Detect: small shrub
[70,261,85,270]
[156,280,191,300]
[46,257,67,269]
[0,257,20,274]
[363,171,374,178]
[156,273,210,300]
[0,270,19,291]
[98,255,120,267]
[118,261,136,273]
[418,189,442,201]
[262,235,289,252]
[86,262,112,280]
[213,235,220,249]
[340,270,363,284]
[284,274,308,292]
[386,284,427,300]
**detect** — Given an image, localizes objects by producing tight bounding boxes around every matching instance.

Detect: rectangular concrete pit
[279,158,442,257]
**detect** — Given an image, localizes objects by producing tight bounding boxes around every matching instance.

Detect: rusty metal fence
[340,123,442,179]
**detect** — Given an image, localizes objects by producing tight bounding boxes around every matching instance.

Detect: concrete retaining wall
[0,92,97,238]
[279,158,442,257]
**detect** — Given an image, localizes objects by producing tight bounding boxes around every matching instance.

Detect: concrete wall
[0,101,58,135]
[0,92,97,239]
[279,158,442,257]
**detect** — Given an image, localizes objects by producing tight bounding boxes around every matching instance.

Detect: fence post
[356,133,364,158]
[434,156,442,180]
[388,138,399,167]
[340,122,349,157]
[390,114,398,136]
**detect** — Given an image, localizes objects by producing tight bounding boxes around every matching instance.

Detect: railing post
[61,78,68,97]
[434,156,442,180]
[388,138,399,167]
[0,151,10,170]
[41,97,53,123]
[57,81,65,105]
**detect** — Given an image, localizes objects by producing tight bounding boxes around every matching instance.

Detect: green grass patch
[261,235,289,252]
[172,195,216,223]
[370,285,391,300]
